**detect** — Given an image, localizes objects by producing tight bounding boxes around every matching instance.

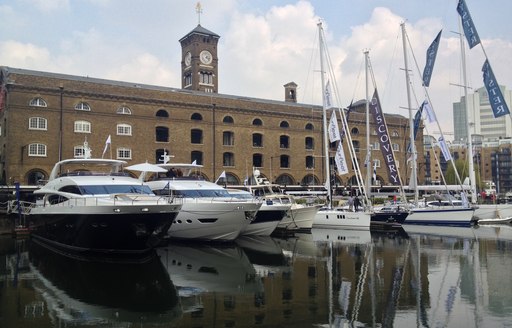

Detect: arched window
[74,102,91,111]
[156,126,169,142]
[391,130,399,137]
[223,152,234,167]
[191,113,203,121]
[280,121,290,128]
[27,169,46,185]
[253,153,263,168]
[223,131,234,146]
[223,116,234,124]
[28,117,47,130]
[117,106,132,115]
[29,97,47,107]
[224,173,240,185]
[306,156,315,169]
[305,123,314,130]
[74,120,91,133]
[117,147,132,159]
[351,127,359,135]
[28,143,47,157]
[252,133,263,147]
[305,137,314,150]
[191,151,203,165]
[279,155,290,168]
[280,135,290,149]
[252,118,263,126]
[191,129,203,144]
[117,123,132,136]
[301,174,319,185]
[276,174,295,186]
[156,109,169,117]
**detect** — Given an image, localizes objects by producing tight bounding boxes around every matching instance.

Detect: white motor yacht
[141,163,262,241]
[26,156,181,260]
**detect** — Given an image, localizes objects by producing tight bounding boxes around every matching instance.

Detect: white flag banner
[423,100,436,123]
[335,142,349,175]
[215,170,227,183]
[324,80,333,109]
[438,136,452,161]
[102,135,111,158]
[328,110,341,142]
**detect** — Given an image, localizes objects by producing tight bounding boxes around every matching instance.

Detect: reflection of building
[0,24,412,188]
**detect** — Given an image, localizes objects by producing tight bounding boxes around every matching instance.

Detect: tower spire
[195,2,202,25]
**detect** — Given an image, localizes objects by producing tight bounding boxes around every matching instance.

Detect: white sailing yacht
[312,21,371,230]
[455,0,512,223]
[399,22,475,226]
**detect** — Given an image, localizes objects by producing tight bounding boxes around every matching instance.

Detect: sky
[1,0,511,140]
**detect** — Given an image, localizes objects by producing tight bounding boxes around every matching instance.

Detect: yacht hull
[406,207,475,226]
[241,206,288,236]
[277,204,320,231]
[312,209,371,230]
[28,203,180,260]
[473,204,512,221]
[168,201,259,241]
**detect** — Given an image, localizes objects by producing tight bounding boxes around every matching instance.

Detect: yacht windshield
[163,189,231,198]
[79,185,154,195]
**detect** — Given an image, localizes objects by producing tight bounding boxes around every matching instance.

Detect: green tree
[445,158,482,189]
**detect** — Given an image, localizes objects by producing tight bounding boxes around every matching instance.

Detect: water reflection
[1,224,512,327]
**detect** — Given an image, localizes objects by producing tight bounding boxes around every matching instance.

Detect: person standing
[354,196,361,212]
[348,196,354,212]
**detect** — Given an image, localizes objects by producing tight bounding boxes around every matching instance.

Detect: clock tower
[179,24,220,93]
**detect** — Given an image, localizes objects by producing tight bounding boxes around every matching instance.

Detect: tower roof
[179,24,220,42]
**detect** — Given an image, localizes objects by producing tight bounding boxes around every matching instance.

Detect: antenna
[195,2,202,25]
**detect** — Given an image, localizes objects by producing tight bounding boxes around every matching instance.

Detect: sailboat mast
[401,22,419,204]
[318,22,332,208]
[365,50,372,200]
[459,22,478,204]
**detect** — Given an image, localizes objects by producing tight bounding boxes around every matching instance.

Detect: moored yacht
[26,152,181,260]
[140,163,262,241]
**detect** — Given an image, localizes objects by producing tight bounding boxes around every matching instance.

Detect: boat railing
[6,200,35,215]
[32,194,182,208]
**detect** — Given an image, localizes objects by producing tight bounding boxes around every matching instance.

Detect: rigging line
[300,27,319,105]
[349,53,366,103]
[381,25,402,104]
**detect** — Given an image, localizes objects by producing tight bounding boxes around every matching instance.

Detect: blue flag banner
[457,0,480,49]
[369,89,400,185]
[482,59,510,118]
[422,30,442,87]
[406,102,425,153]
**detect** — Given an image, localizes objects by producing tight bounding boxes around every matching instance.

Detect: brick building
[0,24,416,188]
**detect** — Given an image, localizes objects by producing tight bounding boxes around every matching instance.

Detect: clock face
[184,52,191,67]
[200,50,212,65]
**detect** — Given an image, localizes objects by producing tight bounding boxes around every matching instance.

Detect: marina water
[1,224,512,327]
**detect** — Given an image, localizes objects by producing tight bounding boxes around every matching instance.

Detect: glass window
[392,143,400,151]
[74,120,91,133]
[280,135,290,149]
[305,137,314,150]
[252,118,262,126]
[156,126,169,142]
[352,140,360,152]
[351,127,359,135]
[191,113,203,121]
[253,154,263,168]
[253,133,263,147]
[29,97,47,107]
[223,152,234,167]
[280,155,290,168]
[191,151,203,165]
[305,123,314,130]
[280,121,289,128]
[74,145,85,158]
[29,117,47,130]
[223,116,234,124]
[156,109,169,117]
[28,143,46,157]
[306,156,315,169]
[391,130,399,137]
[223,131,234,146]
[117,123,132,136]
[117,106,132,115]
[74,102,91,111]
[191,129,203,144]
[117,147,132,159]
